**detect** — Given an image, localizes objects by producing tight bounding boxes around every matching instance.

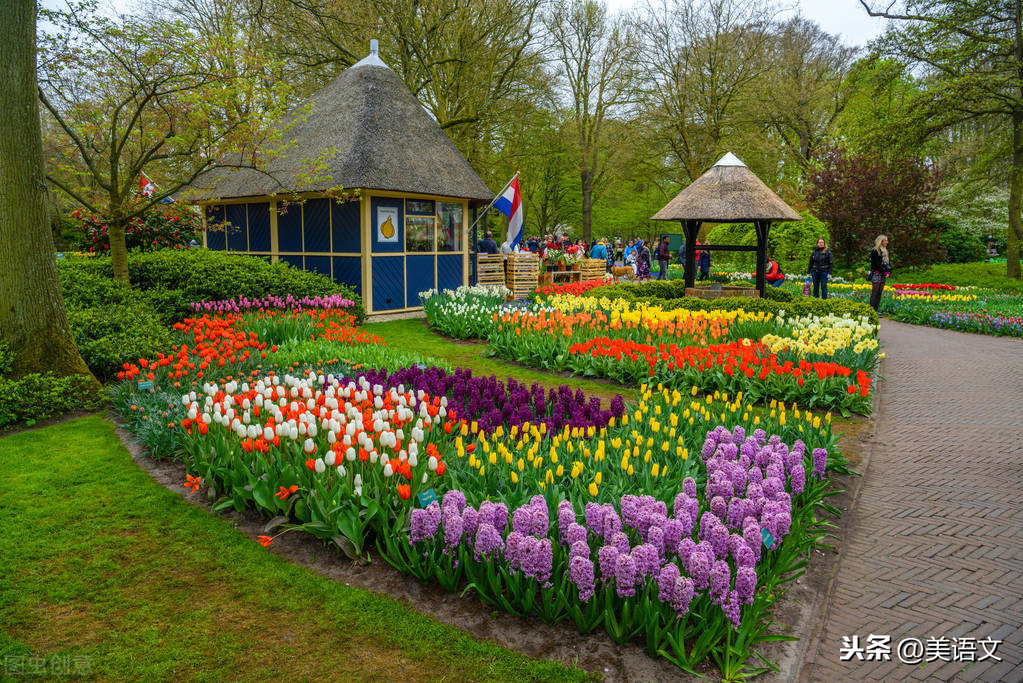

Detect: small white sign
[376,206,399,243]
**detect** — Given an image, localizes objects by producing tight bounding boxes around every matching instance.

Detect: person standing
[590,238,607,263]
[807,238,833,299]
[624,238,637,275]
[698,242,711,280]
[479,230,499,254]
[869,235,892,311]
[656,236,671,280]
[637,239,652,281]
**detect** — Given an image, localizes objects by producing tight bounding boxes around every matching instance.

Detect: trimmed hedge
[0,341,103,430]
[57,249,364,324]
[581,280,878,325]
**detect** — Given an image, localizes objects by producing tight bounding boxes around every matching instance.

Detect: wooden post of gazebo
[651,153,800,298]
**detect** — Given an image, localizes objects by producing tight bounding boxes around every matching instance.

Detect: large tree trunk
[108,212,130,284]
[580,168,593,243]
[1007,108,1023,279]
[0,0,97,382]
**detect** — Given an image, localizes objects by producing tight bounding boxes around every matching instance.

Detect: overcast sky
[44,0,890,49]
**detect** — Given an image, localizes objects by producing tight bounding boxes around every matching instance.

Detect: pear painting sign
[377,206,399,243]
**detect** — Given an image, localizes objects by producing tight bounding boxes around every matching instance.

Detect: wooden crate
[476,254,505,287]
[505,254,540,299]
[579,258,606,281]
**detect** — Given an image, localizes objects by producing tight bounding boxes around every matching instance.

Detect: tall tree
[758,16,857,176]
[546,0,640,242]
[38,1,291,284]
[859,0,1023,278]
[641,0,778,183]
[0,0,96,382]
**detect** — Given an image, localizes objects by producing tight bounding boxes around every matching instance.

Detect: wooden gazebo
[651,153,801,297]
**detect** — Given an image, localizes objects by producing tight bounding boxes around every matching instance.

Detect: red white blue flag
[494,174,523,248]
[139,172,155,197]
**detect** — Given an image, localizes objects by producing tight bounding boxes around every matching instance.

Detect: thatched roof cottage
[187,41,492,314]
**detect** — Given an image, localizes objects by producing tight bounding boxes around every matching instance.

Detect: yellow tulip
[589,482,598,497]
[651,463,660,477]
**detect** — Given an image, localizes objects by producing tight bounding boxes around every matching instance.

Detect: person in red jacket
[756,258,786,287]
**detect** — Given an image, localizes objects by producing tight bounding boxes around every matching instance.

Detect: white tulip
[263,426,275,441]
[383,462,393,477]
[337,465,346,477]
[428,456,437,471]
[346,447,356,462]
[324,451,336,466]
[314,458,326,473]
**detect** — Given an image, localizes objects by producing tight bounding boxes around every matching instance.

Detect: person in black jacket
[478,231,499,255]
[807,238,833,299]
[868,235,891,311]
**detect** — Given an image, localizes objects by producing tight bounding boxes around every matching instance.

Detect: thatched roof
[651,153,802,222]
[185,44,493,203]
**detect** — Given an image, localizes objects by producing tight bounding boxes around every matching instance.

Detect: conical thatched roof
[186,45,493,202]
[651,153,801,222]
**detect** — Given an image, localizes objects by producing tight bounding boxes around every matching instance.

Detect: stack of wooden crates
[477,255,505,289]
[579,258,606,281]
[505,254,540,299]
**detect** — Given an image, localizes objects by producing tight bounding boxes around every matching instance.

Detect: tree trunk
[1007,108,1023,279]
[108,210,131,284]
[580,168,593,244]
[0,0,97,383]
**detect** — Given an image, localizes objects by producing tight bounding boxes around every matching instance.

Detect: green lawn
[363,317,635,404]
[0,415,586,682]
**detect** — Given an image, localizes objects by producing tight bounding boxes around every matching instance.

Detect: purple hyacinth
[631,544,660,581]
[747,465,764,487]
[461,506,479,545]
[409,501,441,545]
[726,497,746,529]
[569,555,596,602]
[511,506,533,535]
[686,550,711,590]
[529,495,549,536]
[529,538,554,584]
[677,537,696,565]
[736,566,757,605]
[710,522,731,559]
[479,501,508,533]
[474,522,504,560]
[443,508,464,550]
[790,462,806,494]
[732,425,746,444]
[723,589,742,629]
[683,477,697,498]
[732,539,756,568]
[584,502,602,532]
[709,560,731,604]
[744,521,763,562]
[557,500,576,544]
[610,531,631,555]
[648,525,666,559]
[663,518,684,554]
[601,506,622,539]
[710,495,727,520]
[762,477,784,499]
[657,562,681,604]
[505,531,525,570]
[812,448,828,479]
[700,436,718,462]
[570,540,590,560]
[442,490,466,515]
[597,545,619,583]
[567,522,588,548]
[614,553,637,597]
[752,428,767,445]
[672,575,695,616]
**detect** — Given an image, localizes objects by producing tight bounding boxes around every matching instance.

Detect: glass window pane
[405,216,434,252]
[437,202,463,252]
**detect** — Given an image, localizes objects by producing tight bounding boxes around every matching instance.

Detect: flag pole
[468,171,519,234]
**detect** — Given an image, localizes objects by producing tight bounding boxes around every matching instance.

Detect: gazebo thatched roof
[185,44,493,203]
[651,153,801,222]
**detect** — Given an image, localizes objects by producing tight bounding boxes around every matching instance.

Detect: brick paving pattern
[801,321,1023,682]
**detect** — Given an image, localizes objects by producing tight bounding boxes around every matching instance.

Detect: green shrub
[763,286,795,302]
[937,226,987,264]
[0,341,103,430]
[57,249,365,324]
[66,302,173,381]
[0,373,104,430]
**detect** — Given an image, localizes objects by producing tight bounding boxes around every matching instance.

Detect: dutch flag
[493,174,523,248]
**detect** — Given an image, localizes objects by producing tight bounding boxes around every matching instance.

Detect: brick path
[801,321,1023,682]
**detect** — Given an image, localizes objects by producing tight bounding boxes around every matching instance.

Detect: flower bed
[535,278,614,297]
[419,285,510,339]
[113,297,851,678]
